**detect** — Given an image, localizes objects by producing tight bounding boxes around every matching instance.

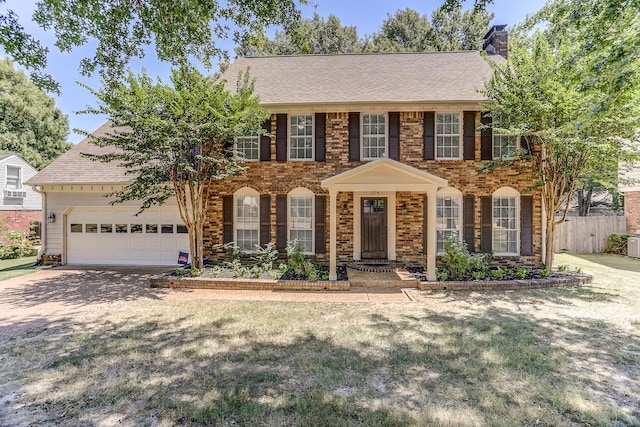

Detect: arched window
[492,187,519,255]
[234,187,259,251]
[288,187,314,253]
[436,187,463,253]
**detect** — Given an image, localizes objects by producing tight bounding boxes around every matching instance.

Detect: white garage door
[66,207,190,265]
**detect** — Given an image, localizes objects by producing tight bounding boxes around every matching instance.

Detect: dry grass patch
[0,253,639,426]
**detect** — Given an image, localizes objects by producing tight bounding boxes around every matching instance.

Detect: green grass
[0,253,639,426]
[0,256,37,281]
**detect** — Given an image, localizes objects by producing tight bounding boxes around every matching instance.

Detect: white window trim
[436,187,463,255]
[288,114,315,162]
[287,187,314,254]
[435,111,463,160]
[234,134,260,162]
[360,112,388,161]
[492,186,520,256]
[6,165,22,190]
[492,133,519,160]
[234,187,260,252]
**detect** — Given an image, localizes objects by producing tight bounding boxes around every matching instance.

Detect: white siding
[0,155,41,211]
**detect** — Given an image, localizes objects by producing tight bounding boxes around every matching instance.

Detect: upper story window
[289,115,314,160]
[288,187,314,254]
[436,112,461,159]
[361,113,387,160]
[493,134,519,159]
[492,115,519,159]
[234,187,259,251]
[492,186,519,255]
[235,134,259,161]
[6,166,21,190]
[436,188,463,253]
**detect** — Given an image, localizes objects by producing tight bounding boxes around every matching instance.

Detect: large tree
[80,66,268,269]
[483,4,640,268]
[1,0,305,91]
[0,58,70,169]
[235,13,362,56]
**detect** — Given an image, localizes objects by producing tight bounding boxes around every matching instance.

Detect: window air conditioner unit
[628,237,640,259]
[4,189,26,198]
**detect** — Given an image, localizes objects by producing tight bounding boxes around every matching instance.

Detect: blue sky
[2,0,546,143]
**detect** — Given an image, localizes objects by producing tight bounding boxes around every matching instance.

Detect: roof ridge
[239,50,482,59]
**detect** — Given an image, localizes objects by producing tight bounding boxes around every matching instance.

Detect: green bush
[606,233,638,255]
[0,228,33,260]
[439,235,491,281]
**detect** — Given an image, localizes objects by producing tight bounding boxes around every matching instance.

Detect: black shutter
[480,196,492,252]
[276,114,287,162]
[481,113,493,161]
[463,111,476,160]
[276,195,287,251]
[349,112,360,161]
[423,195,428,255]
[260,119,271,161]
[521,196,534,255]
[315,195,326,254]
[463,196,475,252]
[222,195,233,244]
[259,194,271,247]
[423,112,435,160]
[388,112,400,160]
[315,113,326,162]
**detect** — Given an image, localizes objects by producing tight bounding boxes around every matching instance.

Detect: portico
[321,158,448,281]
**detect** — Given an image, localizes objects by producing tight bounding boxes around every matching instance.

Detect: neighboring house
[28,25,543,280]
[0,153,41,234]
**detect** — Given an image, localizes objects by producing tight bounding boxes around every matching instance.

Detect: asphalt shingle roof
[27,122,131,185]
[221,51,502,105]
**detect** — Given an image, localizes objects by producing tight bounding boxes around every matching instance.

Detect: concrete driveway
[0,265,415,339]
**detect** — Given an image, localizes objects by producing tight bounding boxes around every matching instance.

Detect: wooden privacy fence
[554,216,626,253]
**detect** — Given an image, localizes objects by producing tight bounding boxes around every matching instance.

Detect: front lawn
[0,253,638,426]
[0,256,37,281]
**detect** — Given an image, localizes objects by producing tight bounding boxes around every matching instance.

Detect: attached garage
[66,207,189,265]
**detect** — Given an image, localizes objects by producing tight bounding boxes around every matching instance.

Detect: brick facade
[624,191,640,233]
[0,210,41,234]
[204,111,543,266]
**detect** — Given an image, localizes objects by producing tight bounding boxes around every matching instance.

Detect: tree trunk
[577,187,594,216]
[545,213,555,270]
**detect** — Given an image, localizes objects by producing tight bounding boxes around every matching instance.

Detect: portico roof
[321,157,448,192]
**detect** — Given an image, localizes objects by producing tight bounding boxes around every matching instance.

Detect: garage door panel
[67,207,190,266]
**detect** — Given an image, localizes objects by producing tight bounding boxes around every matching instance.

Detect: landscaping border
[150,274,350,291]
[418,272,594,291]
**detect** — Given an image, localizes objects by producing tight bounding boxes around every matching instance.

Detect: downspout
[31,185,46,262]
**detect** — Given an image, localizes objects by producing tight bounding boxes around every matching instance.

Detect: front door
[361,198,387,259]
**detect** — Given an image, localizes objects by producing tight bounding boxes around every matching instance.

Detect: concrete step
[347,267,419,288]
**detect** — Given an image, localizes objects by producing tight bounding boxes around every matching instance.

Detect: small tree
[483,25,639,269]
[81,66,268,269]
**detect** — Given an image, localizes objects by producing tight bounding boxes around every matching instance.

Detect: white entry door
[66,207,190,265]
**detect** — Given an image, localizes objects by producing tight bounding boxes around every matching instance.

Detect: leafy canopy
[1,0,305,91]
[483,0,640,267]
[0,58,70,169]
[80,66,268,268]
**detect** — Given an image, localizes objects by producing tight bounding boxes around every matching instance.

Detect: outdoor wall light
[342,203,348,215]
[47,212,56,223]
[401,202,408,215]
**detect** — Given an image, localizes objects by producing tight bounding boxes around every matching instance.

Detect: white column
[427,188,437,281]
[329,190,338,281]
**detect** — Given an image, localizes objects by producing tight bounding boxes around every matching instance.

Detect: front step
[347,267,419,288]
[347,260,405,273]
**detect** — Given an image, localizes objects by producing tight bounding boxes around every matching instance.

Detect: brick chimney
[482,25,508,59]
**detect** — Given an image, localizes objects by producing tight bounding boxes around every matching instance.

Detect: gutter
[31,185,46,262]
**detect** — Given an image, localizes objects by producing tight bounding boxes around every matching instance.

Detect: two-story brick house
[28,26,543,280]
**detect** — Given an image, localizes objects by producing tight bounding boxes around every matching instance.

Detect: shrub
[606,233,638,255]
[285,240,324,280]
[516,267,530,279]
[0,228,33,260]
[440,236,470,280]
[490,267,509,280]
[251,242,279,271]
